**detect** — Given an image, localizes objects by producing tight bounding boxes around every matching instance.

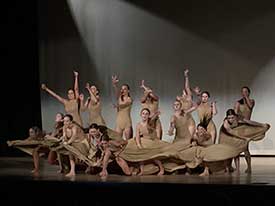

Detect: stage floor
[1,156,275,205]
[0,156,275,185]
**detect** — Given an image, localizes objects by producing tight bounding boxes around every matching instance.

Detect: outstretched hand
[184,69,189,77]
[140,80,145,89]
[112,75,119,85]
[73,71,79,76]
[41,84,47,90]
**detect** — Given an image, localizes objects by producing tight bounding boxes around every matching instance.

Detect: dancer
[111,75,133,139]
[30,113,65,174]
[234,86,255,120]
[192,88,217,144]
[219,109,270,174]
[140,80,162,139]
[84,83,106,126]
[135,108,164,176]
[176,69,196,137]
[41,71,83,126]
[168,100,192,144]
[58,114,89,177]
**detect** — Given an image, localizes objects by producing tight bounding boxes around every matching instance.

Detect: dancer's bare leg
[65,155,76,177]
[244,148,251,174]
[199,165,210,176]
[116,157,132,176]
[100,149,111,178]
[124,127,133,140]
[137,162,144,176]
[32,148,40,173]
[155,160,164,176]
[234,156,240,175]
[156,122,163,140]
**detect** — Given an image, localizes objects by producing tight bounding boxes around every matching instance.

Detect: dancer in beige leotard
[111,75,133,140]
[176,69,196,137]
[191,89,217,144]
[140,80,162,139]
[168,100,192,144]
[41,71,83,127]
[83,83,106,126]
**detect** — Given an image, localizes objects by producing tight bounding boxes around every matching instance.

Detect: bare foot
[31,169,39,173]
[157,169,164,176]
[65,172,75,177]
[245,168,251,174]
[199,168,209,176]
[85,167,91,174]
[99,169,108,178]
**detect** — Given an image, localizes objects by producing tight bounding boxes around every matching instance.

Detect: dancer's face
[141,109,150,121]
[101,140,109,150]
[173,101,181,111]
[241,88,249,97]
[89,128,99,137]
[67,89,75,100]
[29,128,36,138]
[91,85,98,95]
[63,116,72,127]
[227,114,237,124]
[55,113,63,122]
[121,85,129,96]
[201,93,209,103]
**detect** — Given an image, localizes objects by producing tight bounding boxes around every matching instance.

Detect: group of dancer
[7,70,270,177]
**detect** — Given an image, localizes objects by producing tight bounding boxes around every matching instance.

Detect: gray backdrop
[39,0,275,154]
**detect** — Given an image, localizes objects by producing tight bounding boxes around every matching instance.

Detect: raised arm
[79,93,86,112]
[85,83,99,104]
[192,86,202,105]
[211,101,217,116]
[140,80,158,101]
[184,101,199,114]
[184,69,192,96]
[112,75,120,99]
[41,84,65,104]
[73,71,80,99]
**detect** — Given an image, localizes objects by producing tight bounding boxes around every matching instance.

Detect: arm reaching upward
[41,84,65,104]
[112,75,120,99]
[73,71,80,99]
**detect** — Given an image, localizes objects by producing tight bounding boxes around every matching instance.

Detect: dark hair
[67,88,75,93]
[201,91,210,98]
[101,133,110,142]
[122,84,130,90]
[89,123,99,130]
[98,125,108,135]
[64,114,73,121]
[56,112,64,119]
[30,126,42,135]
[242,86,251,94]
[140,107,151,115]
[121,84,131,101]
[226,109,237,117]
